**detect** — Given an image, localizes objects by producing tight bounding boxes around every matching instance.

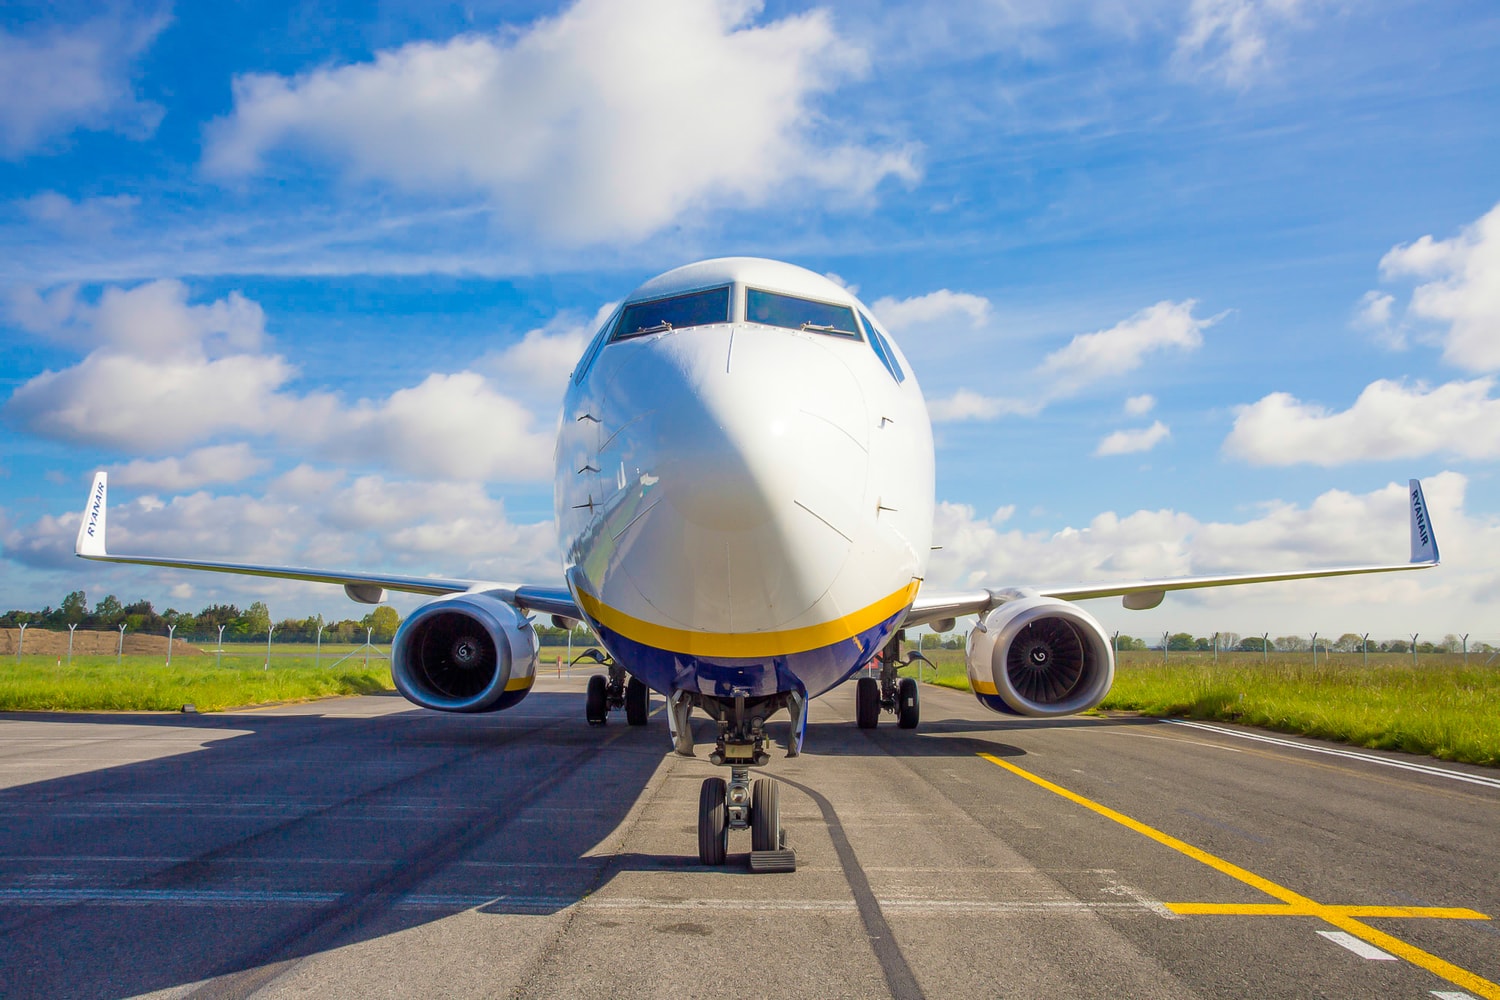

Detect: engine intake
[966,597,1114,717]
[391,592,538,713]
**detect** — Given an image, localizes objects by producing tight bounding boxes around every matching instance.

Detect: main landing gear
[578,649,650,726]
[680,689,802,873]
[855,631,929,731]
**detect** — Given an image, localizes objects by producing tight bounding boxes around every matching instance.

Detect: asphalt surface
[1,676,1497,999]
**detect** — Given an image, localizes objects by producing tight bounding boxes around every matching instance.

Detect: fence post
[1213,632,1219,663]
[1162,632,1169,663]
[217,624,225,669]
[364,627,372,669]
[1311,632,1318,668]
[67,623,77,667]
[167,623,176,668]
[316,623,324,669]
[1262,633,1269,664]
[118,623,126,666]
[1362,633,1369,669]
[1410,633,1419,668]
[1462,633,1469,666]
[16,622,26,659]
[264,624,275,671]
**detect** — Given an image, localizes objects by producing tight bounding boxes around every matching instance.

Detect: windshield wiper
[800,322,843,333]
[633,320,673,335]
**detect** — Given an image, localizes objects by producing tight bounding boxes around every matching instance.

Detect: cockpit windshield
[746,288,860,337]
[613,286,731,340]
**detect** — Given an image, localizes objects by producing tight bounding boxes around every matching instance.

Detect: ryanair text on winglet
[86,479,105,538]
[1412,485,1430,549]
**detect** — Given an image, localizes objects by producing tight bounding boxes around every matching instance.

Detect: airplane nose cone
[596,329,870,630]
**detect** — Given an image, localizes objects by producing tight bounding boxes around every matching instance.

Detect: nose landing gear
[686,689,798,872]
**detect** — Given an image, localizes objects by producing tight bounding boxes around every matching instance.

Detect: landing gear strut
[856,631,929,730]
[684,689,797,872]
[577,648,650,726]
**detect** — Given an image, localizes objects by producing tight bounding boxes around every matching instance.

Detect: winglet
[1409,478,1439,565]
[76,471,109,558]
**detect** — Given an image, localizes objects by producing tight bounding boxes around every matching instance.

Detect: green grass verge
[0,654,395,712]
[912,647,1500,768]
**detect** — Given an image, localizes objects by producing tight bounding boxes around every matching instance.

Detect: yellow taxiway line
[978,752,1499,1000]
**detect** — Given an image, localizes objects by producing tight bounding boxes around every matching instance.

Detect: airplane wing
[904,479,1441,629]
[73,471,581,620]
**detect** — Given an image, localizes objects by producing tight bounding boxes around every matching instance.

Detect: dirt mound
[0,628,203,657]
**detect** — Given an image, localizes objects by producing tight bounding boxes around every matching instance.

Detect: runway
[1,677,1496,999]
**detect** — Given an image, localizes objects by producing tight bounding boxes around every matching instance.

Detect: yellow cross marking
[978,752,1500,1000]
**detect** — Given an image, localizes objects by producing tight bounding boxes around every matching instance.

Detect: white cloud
[19,192,140,234]
[1124,393,1156,416]
[927,388,1037,423]
[1040,300,1211,392]
[112,444,271,491]
[0,14,167,158]
[1173,0,1316,88]
[204,0,917,245]
[481,303,615,410]
[1096,420,1170,456]
[928,473,1494,635]
[871,289,991,332]
[1224,378,1500,465]
[1376,200,1500,372]
[932,299,1211,423]
[3,280,556,483]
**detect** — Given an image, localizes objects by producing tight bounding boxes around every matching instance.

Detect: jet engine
[390,592,538,713]
[966,597,1115,717]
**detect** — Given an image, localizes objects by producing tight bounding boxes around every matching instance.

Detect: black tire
[855,675,879,729]
[698,777,727,866]
[897,676,920,729]
[625,675,649,725]
[585,674,608,725]
[751,778,781,853]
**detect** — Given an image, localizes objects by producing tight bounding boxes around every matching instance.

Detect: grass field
[5,644,1498,768]
[0,651,396,712]
[917,646,1500,767]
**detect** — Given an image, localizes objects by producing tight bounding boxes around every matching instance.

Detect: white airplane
[74,257,1440,871]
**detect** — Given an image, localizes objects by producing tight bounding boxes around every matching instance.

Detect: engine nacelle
[966,597,1115,717]
[391,592,538,713]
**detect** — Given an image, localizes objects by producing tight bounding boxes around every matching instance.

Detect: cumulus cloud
[5,472,559,590]
[3,280,555,482]
[1173,0,1316,88]
[930,300,1212,423]
[1124,394,1156,416]
[18,191,140,234]
[204,0,917,244]
[871,289,991,332]
[1376,200,1500,372]
[481,303,615,410]
[928,473,1492,634]
[1096,420,1170,456]
[1224,378,1500,466]
[112,444,271,491]
[0,13,167,157]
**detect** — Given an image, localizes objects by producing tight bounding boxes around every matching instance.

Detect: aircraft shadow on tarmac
[0,691,1146,998]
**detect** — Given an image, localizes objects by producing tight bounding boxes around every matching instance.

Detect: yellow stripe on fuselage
[575,581,918,659]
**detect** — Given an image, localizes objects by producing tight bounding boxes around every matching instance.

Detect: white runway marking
[1316,930,1397,960]
[1165,721,1500,790]
[1431,991,1480,999]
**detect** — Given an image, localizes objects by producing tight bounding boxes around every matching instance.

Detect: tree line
[0,591,596,647]
[1120,632,1494,654]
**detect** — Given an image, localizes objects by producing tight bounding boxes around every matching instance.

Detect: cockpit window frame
[610,284,733,342]
[744,287,864,340]
[859,309,906,384]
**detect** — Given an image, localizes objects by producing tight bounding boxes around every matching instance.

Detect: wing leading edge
[905,479,1441,629]
[73,471,580,619]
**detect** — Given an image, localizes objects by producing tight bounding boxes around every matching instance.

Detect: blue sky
[2,0,1498,642]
